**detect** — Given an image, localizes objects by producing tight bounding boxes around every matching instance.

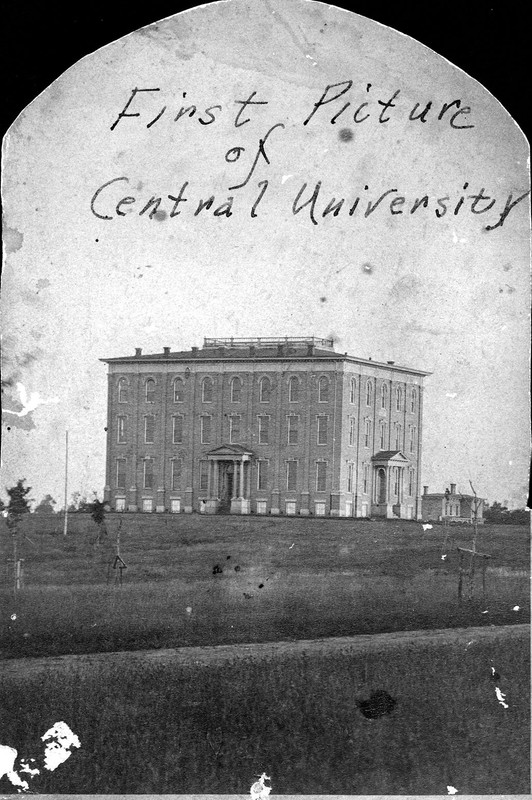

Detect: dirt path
[1,624,528,679]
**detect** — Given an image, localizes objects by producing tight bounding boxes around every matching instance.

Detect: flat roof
[101,341,431,376]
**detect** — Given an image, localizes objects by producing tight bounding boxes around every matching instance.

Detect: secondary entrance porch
[201,444,253,514]
[371,450,411,519]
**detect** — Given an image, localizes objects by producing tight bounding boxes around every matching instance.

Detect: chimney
[249,345,256,357]
[387,360,395,365]
[450,483,456,494]
[191,346,198,353]
[307,342,315,356]
[163,347,170,356]
[277,343,284,356]
[423,485,429,495]
[135,347,142,357]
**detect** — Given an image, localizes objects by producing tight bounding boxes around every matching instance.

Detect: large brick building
[102,337,430,518]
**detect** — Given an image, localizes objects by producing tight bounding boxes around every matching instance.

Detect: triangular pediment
[371,450,410,464]
[206,443,253,458]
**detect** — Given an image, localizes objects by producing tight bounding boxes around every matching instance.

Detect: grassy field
[0,514,529,658]
[0,627,529,794]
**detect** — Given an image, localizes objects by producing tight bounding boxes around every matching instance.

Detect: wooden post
[63,431,69,536]
[458,551,464,601]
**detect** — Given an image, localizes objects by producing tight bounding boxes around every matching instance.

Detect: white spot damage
[3,382,59,417]
[441,554,447,561]
[10,614,16,620]
[0,745,29,792]
[41,722,81,771]
[19,760,40,777]
[0,722,80,793]
[422,524,433,531]
[447,786,458,794]
[250,772,272,800]
[512,605,520,611]
[281,175,293,184]
[495,687,509,709]
[445,392,457,398]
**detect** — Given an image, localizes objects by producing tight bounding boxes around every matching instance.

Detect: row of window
[115,457,331,492]
[116,457,416,497]
[117,376,419,411]
[117,413,417,452]
[117,414,332,446]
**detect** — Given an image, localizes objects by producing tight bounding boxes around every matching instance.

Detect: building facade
[102,337,430,518]
[421,483,485,524]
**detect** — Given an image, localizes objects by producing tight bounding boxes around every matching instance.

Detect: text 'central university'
[102,337,429,518]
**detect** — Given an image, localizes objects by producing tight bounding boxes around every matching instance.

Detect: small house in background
[421,483,485,524]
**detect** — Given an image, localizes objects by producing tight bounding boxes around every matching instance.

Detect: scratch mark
[289,543,295,549]
[495,687,508,709]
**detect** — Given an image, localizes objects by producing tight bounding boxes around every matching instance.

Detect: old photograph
[1,0,530,795]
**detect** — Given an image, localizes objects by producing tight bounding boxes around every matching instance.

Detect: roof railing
[203,336,335,350]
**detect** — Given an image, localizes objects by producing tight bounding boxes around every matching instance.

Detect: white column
[232,461,238,499]
[239,459,244,498]
[213,460,219,497]
[207,461,212,497]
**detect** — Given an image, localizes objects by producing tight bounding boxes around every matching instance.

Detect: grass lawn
[0,515,529,658]
[0,627,529,794]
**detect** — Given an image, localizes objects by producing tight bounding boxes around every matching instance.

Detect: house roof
[371,450,410,463]
[101,340,431,376]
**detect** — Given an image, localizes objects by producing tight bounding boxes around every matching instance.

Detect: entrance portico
[371,450,410,518]
[203,444,253,514]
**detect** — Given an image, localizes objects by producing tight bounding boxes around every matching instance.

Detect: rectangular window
[200,415,212,444]
[316,461,327,492]
[363,464,369,494]
[286,460,297,491]
[172,415,183,444]
[347,463,354,493]
[199,461,209,491]
[317,415,328,445]
[144,415,155,444]
[287,415,299,444]
[409,426,416,454]
[349,417,356,446]
[116,458,127,489]
[171,499,181,513]
[145,380,156,403]
[171,458,182,491]
[364,420,370,448]
[394,468,400,495]
[257,460,269,491]
[258,415,270,444]
[286,501,297,516]
[143,459,154,489]
[256,500,267,515]
[117,416,126,443]
[315,501,326,516]
[142,498,153,512]
[229,415,241,443]
[115,497,126,512]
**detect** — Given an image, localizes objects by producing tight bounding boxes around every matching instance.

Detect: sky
[1,0,530,509]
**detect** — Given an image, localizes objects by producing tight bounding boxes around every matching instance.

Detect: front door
[378,468,386,504]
